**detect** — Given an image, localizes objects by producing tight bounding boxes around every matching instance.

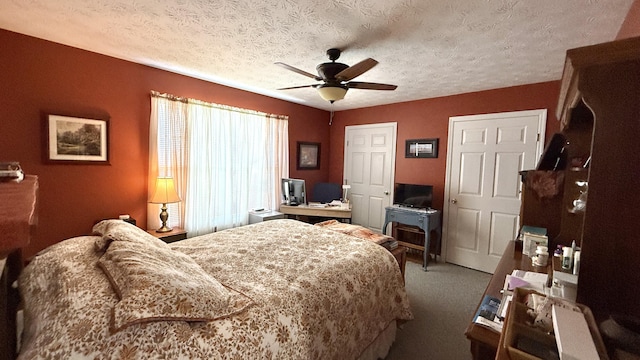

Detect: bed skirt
[358,320,397,360]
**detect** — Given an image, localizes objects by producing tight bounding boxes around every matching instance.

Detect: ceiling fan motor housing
[326,48,341,61]
[316,62,349,83]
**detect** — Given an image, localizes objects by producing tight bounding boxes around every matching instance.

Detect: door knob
[451,199,457,204]
[384,191,389,195]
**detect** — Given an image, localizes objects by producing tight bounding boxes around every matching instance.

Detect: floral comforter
[18,219,412,359]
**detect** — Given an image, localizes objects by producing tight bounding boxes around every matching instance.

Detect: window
[149,92,288,236]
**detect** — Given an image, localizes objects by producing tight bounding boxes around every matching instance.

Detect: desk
[280,204,352,223]
[464,241,548,360]
[382,206,441,271]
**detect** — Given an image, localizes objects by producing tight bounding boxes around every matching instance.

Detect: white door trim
[441,109,547,263]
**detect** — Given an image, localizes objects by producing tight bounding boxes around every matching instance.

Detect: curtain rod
[151,90,288,120]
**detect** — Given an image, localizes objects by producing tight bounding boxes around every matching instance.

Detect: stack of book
[0,162,24,182]
[381,239,398,251]
[473,295,505,333]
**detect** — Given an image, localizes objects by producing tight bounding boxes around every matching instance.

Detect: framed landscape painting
[297,141,320,170]
[45,114,109,164]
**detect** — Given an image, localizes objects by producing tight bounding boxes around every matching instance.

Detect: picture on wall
[405,138,439,158]
[45,114,109,164]
[297,141,320,170]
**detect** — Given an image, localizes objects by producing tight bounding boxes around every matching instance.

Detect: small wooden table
[280,204,352,223]
[146,227,187,243]
[382,206,441,270]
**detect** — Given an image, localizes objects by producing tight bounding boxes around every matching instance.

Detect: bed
[15,219,412,359]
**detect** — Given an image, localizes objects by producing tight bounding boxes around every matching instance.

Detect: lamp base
[156,203,172,233]
[156,225,173,233]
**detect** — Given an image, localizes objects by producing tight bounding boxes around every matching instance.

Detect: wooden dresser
[467,36,640,359]
[464,241,548,360]
[526,36,640,324]
[556,36,640,325]
[0,175,39,360]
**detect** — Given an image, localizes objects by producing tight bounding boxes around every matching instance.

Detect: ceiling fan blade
[347,82,397,90]
[335,58,378,81]
[277,84,317,90]
[274,62,321,80]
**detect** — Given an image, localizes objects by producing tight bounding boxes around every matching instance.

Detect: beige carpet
[386,257,491,360]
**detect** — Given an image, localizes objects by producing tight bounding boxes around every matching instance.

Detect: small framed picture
[405,138,438,158]
[297,141,320,170]
[45,114,109,164]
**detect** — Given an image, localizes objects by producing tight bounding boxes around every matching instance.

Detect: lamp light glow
[149,177,181,233]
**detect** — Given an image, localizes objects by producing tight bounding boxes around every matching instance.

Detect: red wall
[328,82,562,211]
[617,0,640,39]
[0,29,330,258]
[10,14,633,257]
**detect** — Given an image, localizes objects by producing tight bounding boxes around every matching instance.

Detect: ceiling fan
[275,48,397,103]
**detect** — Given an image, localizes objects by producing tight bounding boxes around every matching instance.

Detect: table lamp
[342,184,351,203]
[149,177,181,233]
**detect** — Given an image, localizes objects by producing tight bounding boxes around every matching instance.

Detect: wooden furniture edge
[556,36,640,124]
[147,227,187,243]
[390,246,407,281]
[465,240,549,359]
[1,250,22,360]
[280,204,352,218]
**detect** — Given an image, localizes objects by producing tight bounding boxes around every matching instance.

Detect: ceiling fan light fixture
[317,85,347,103]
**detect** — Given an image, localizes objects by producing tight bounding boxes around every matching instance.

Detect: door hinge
[537,133,540,141]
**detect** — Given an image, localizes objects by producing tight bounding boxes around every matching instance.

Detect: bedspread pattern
[19,219,412,359]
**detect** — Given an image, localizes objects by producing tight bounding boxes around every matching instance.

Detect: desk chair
[312,182,342,203]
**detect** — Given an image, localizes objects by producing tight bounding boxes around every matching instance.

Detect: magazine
[473,295,505,332]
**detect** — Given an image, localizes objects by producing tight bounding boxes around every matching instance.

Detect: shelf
[393,224,440,256]
[395,224,424,234]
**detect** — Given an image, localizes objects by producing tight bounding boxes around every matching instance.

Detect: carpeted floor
[385,256,492,360]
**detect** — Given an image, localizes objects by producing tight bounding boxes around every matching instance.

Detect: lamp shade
[317,85,347,102]
[149,177,181,204]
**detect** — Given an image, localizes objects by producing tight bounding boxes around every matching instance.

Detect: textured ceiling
[0,0,634,111]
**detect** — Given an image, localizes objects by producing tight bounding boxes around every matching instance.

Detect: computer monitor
[281,178,307,206]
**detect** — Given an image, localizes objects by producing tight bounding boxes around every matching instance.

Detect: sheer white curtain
[148,93,188,231]
[148,92,289,236]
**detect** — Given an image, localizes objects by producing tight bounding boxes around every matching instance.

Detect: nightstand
[146,227,187,243]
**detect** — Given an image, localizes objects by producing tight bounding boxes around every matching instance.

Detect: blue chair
[312,182,342,203]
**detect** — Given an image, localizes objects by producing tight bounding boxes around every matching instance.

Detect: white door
[443,110,546,273]
[344,123,397,233]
